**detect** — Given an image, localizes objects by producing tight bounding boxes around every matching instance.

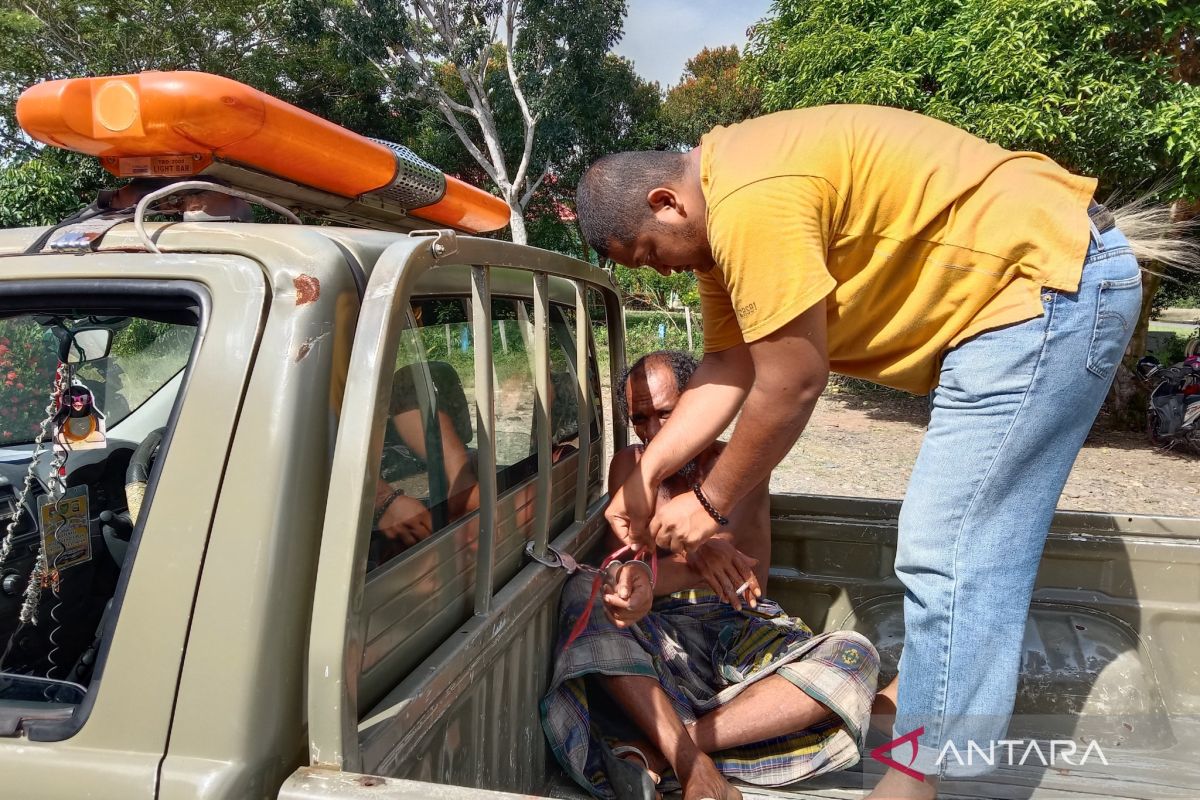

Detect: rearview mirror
[61,328,113,364]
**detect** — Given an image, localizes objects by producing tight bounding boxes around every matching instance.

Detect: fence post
[685,306,694,351]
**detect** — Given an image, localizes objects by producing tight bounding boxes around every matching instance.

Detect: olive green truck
[1,217,1198,800]
[1,71,1199,800]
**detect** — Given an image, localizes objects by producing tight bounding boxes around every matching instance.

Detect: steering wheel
[125,427,166,525]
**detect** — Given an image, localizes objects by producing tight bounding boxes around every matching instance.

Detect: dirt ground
[601,383,1198,516]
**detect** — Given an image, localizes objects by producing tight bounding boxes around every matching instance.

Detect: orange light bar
[16,71,510,233]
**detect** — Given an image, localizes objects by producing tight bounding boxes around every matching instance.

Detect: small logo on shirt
[736,302,757,319]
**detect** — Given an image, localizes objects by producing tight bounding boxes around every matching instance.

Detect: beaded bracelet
[373,487,406,528]
[691,482,729,526]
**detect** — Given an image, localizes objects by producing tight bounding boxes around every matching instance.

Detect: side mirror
[61,328,114,364]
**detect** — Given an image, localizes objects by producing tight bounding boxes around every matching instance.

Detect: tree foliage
[745,0,1200,423]
[528,53,666,258]
[661,46,762,148]
[0,0,429,224]
[302,0,627,243]
[745,0,1199,198]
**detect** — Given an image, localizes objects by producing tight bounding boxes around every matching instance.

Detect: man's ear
[647,187,682,216]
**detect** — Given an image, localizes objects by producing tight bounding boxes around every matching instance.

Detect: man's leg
[686,675,832,752]
[600,674,742,800]
[873,232,1142,799]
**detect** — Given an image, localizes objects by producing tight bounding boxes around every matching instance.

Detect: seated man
[372,361,480,553]
[542,350,880,800]
[373,361,581,556]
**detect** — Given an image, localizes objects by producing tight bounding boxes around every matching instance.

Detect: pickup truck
[0,72,1198,800]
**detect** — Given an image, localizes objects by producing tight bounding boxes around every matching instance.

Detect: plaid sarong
[540,572,880,799]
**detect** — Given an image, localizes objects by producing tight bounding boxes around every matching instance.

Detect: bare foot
[614,740,666,784]
[676,750,741,800]
[867,767,937,799]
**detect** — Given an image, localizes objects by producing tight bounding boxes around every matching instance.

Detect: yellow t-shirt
[698,105,1097,394]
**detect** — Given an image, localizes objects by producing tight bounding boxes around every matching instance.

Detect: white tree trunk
[508,203,528,245]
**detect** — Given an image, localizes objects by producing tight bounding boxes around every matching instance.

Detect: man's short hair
[617,349,699,420]
[576,151,687,258]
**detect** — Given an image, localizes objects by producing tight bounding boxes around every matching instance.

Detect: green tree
[526,53,666,260]
[0,0,424,223]
[745,0,1199,425]
[306,0,627,244]
[661,45,762,148]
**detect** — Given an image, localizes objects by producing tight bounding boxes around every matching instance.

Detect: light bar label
[110,154,206,177]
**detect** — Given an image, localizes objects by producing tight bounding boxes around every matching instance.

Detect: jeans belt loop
[1087,200,1116,249]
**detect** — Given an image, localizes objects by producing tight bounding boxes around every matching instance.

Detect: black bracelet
[373,487,406,527]
[691,483,729,526]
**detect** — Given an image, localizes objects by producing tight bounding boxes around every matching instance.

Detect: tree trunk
[1107,269,1162,430]
[508,203,527,245]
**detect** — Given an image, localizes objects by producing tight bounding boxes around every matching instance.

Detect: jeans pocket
[1086,273,1142,381]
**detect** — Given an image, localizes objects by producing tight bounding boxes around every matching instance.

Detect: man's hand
[377,495,433,547]
[604,466,659,552]
[603,562,654,628]
[650,489,721,555]
[687,538,761,611]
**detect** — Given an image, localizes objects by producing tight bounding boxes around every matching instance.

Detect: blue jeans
[893,225,1142,777]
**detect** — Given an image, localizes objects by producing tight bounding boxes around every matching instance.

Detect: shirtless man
[542,351,879,800]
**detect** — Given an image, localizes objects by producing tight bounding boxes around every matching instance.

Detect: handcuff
[527,542,659,648]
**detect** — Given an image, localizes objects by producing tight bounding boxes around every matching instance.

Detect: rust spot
[357,776,383,787]
[294,274,321,305]
[1123,722,1134,732]
[296,342,312,362]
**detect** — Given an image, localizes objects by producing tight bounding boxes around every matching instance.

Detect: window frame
[0,255,266,775]
[306,237,625,774]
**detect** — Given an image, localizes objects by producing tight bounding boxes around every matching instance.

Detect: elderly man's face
[625,360,679,444]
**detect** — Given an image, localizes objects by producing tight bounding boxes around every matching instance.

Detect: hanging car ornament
[51,383,107,452]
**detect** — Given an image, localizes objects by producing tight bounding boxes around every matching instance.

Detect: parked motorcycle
[1137,337,1200,455]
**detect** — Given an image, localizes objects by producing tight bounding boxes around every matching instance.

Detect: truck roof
[0,222,597,305]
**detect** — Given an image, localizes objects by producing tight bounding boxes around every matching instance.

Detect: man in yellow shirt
[577,106,1146,799]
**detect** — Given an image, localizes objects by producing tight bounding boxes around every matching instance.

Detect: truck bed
[342,492,1200,800]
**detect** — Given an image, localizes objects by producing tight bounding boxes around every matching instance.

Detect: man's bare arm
[637,345,755,485]
[649,302,828,554]
[606,446,750,599]
[725,475,771,589]
[702,302,828,514]
[605,347,754,549]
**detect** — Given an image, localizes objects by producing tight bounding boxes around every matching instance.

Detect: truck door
[298,234,625,791]
[0,250,266,798]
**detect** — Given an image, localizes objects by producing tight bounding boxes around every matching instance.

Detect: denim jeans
[893,225,1143,777]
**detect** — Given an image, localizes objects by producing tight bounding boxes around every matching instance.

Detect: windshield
[0,316,194,445]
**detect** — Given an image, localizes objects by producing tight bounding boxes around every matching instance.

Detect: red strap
[563,545,658,649]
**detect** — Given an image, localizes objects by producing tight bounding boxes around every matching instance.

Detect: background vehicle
[1137,346,1200,454]
[1,72,1198,800]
